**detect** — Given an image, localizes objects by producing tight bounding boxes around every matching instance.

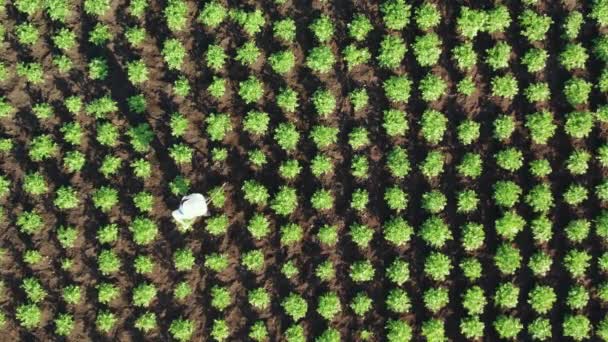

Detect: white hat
[172,193,208,223]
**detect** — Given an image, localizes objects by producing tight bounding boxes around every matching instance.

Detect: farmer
[172,193,209,224]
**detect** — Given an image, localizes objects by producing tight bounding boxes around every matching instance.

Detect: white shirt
[172,193,208,222]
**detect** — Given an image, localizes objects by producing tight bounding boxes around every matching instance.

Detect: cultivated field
[0,0,608,341]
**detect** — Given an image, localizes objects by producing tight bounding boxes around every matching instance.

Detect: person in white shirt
[172,193,209,224]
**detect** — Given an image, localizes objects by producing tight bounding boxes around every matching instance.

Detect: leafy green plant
[230,9,265,36]
[420,109,447,144]
[317,292,341,320]
[97,223,118,244]
[269,50,295,74]
[198,1,226,28]
[560,43,588,70]
[383,75,412,103]
[249,321,268,341]
[565,111,594,139]
[235,42,260,66]
[460,316,484,340]
[16,303,41,329]
[163,39,186,70]
[486,42,511,70]
[457,7,486,39]
[348,14,372,41]
[135,312,157,333]
[239,76,264,104]
[420,215,451,248]
[377,35,406,69]
[386,319,412,342]
[312,89,336,117]
[424,252,452,281]
[282,293,308,321]
[17,62,44,84]
[519,9,552,42]
[16,22,39,46]
[420,150,445,179]
[413,33,442,67]
[310,125,338,149]
[493,315,522,340]
[307,46,335,73]
[419,73,447,102]
[98,249,121,275]
[415,3,440,30]
[248,287,270,310]
[457,153,482,179]
[494,243,522,275]
[274,18,296,42]
[383,109,408,137]
[169,318,194,341]
[173,248,195,271]
[126,60,148,84]
[17,210,44,234]
[521,48,548,73]
[564,77,592,106]
[309,15,334,42]
[381,0,411,30]
[125,26,146,47]
[526,285,556,316]
[386,288,411,313]
[524,82,550,103]
[458,77,476,96]
[491,74,518,99]
[54,313,74,336]
[97,282,119,304]
[276,88,299,113]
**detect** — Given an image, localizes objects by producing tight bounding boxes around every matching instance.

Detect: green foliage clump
[348,14,372,41]
[563,11,583,40]
[269,50,295,74]
[452,43,477,71]
[198,1,226,28]
[564,111,594,139]
[163,39,186,70]
[383,109,408,137]
[230,9,265,36]
[383,75,412,103]
[239,76,264,104]
[413,33,442,67]
[420,109,447,144]
[419,73,447,102]
[381,0,411,30]
[309,15,334,42]
[522,48,548,73]
[491,74,519,99]
[307,46,335,73]
[424,252,452,281]
[54,186,80,210]
[169,318,194,341]
[494,243,521,275]
[16,303,42,329]
[415,3,441,30]
[343,44,370,70]
[457,7,486,39]
[282,293,308,321]
[486,42,511,70]
[560,43,588,70]
[519,9,552,42]
[493,315,522,340]
[563,77,592,106]
[274,18,296,42]
[377,35,406,69]
[29,135,58,161]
